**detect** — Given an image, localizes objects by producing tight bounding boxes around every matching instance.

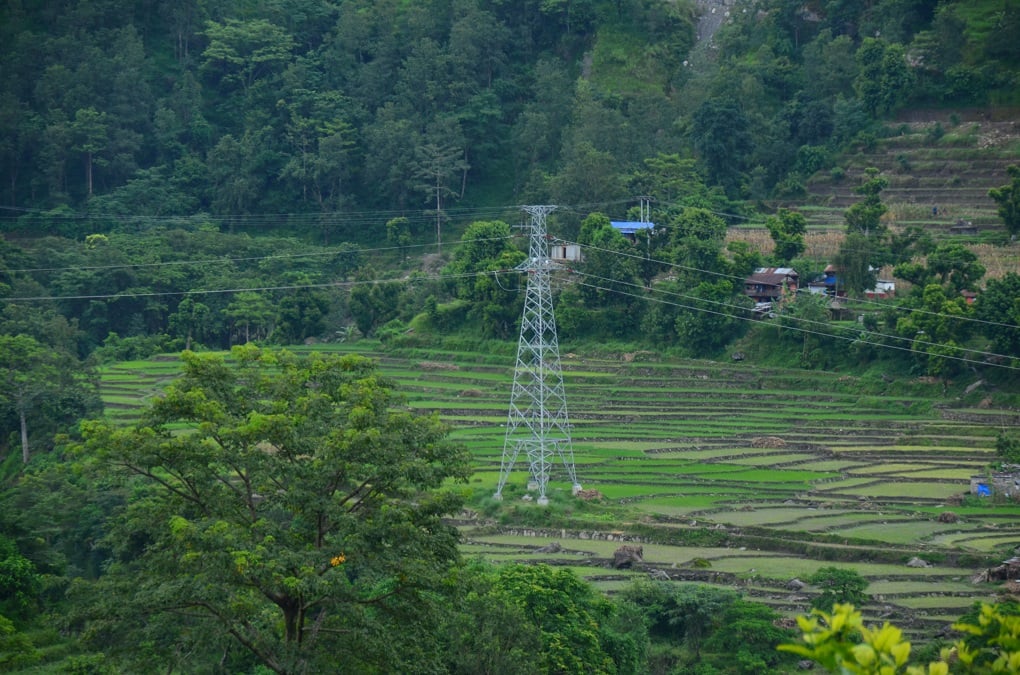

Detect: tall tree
[854,38,913,116]
[485,564,620,673]
[413,141,468,254]
[845,168,889,238]
[975,273,1020,357]
[168,294,211,350]
[72,347,470,673]
[765,208,807,264]
[690,99,753,198]
[445,220,525,338]
[988,164,1020,241]
[576,213,639,307]
[223,291,275,344]
[833,231,877,298]
[0,334,98,463]
[200,19,296,99]
[925,242,985,292]
[386,216,413,262]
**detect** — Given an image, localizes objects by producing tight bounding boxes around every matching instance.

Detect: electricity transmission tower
[494,205,581,506]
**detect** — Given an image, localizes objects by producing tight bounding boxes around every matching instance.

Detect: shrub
[926,122,945,143]
[808,567,869,611]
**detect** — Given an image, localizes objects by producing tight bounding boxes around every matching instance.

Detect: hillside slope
[802,109,1020,234]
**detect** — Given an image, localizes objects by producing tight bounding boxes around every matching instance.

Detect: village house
[610,220,655,241]
[971,467,1020,499]
[807,264,844,297]
[745,267,799,304]
[806,264,895,299]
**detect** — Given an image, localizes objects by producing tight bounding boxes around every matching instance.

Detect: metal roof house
[610,221,655,239]
[745,267,799,303]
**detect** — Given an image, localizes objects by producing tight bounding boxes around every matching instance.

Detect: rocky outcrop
[613,545,644,569]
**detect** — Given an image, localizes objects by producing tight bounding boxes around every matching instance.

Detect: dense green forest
[2,0,1019,220]
[3,0,1020,671]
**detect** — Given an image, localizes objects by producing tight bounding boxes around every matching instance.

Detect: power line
[5,212,1016,371]
[14,252,1012,373]
[5,197,1013,333]
[7,236,513,274]
[5,270,493,302]
[0,203,530,227]
[568,268,1020,367]
[559,237,1020,333]
[571,278,1020,372]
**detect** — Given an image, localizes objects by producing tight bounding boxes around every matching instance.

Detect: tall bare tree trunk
[20,408,29,463]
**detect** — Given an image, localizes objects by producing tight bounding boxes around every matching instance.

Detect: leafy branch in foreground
[780,602,1020,674]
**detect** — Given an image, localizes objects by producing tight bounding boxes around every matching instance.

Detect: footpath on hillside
[690,0,744,67]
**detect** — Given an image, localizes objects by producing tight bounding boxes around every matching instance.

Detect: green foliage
[703,599,796,674]
[765,208,807,264]
[0,536,40,618]
[674,279,750,356]
[622,580,793,672]
[442,558,640,675]
[92,332,171,364]
[485,564,620,674]
[0,614,40,671]
[444,220,525,338]
[780,604,930,674]
[690,100,753,199]
[988,165,1020,240]
[995,432,1020,466]
[855,39,914,116]
[0,333,101,464]
[438,561,543,675]
[975,273,1020,356]
[835,232,880,298]
[69,347,471,673]
[808,567,869,611]
[845,169,889,238]
[782,602,1020,674]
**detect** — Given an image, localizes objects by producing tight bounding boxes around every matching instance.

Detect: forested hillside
[2,0,1019,223]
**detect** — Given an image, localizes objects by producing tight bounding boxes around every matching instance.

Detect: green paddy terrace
[98,342,1020,637]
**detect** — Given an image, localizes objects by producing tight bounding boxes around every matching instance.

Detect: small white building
[550,243,582,262]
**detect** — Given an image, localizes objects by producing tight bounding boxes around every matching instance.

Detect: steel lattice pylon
[494,205,581,506]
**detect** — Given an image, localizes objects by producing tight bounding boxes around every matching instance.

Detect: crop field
[97,341,1020,639]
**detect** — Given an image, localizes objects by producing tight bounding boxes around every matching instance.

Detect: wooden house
[745,267,798,303]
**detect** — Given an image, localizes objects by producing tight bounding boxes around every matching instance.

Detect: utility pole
[494,205,581,506]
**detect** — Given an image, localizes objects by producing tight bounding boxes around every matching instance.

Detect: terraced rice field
[98,342,1020,639]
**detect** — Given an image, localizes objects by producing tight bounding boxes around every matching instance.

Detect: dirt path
[690,0,745,67]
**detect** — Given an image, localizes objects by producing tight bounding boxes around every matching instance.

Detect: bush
[808,567,869,611]
[0,616,40,670]
[774,178,807,199]
[92,332,171,363]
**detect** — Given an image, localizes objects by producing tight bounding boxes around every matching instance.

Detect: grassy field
[97,341,1020,638]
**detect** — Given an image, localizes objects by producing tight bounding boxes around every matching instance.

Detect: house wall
[971,472,1020,498]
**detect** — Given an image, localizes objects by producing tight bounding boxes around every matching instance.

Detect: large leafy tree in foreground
[71,346,470,673]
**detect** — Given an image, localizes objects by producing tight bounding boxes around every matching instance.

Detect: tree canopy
[70,346,470,673]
